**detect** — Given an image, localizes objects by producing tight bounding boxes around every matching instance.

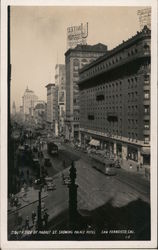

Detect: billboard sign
[67,22,88,49]
[137,8,151,30]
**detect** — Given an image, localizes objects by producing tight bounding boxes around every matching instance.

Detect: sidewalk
[8,187,48,214]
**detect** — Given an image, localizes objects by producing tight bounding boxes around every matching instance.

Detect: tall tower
[45,83,58,133]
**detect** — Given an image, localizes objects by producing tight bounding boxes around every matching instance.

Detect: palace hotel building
[78,26,151,165]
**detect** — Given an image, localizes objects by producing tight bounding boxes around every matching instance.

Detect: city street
[8,141,150,240]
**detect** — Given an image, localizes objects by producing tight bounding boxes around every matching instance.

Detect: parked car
[114,160,121,168]
[47,182,56,190]
[44,177,56,190]
[105,165,116,176]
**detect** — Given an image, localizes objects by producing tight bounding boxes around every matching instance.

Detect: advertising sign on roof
[67,22,88,49]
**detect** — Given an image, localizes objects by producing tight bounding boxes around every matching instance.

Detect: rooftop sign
[67,22,88,49]
[137,8,151,30]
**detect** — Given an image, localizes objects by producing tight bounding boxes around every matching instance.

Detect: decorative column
[68,161,78,228]
[37,188,43,230]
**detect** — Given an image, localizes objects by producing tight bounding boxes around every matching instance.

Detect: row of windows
[83,54,124,78]
[81,44,150,80]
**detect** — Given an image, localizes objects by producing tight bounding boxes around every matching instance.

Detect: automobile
[105,165,116,176]
[47,182,56,190]
[63,177,71,185]
[114,160,121,168]
[44,158,52,167]
[18,145,25,152]
[44,177,56,190]
[34,178,41,185]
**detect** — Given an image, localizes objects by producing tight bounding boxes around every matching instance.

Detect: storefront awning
[141,147,150,155]
[89,139,100,146]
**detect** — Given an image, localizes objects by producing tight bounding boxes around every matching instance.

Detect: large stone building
[78,26,151,165]
[33,102,46,129]
[65,43,108,141]
[55,64,66,135]
[22,86,38,121]
[45,83,58,134]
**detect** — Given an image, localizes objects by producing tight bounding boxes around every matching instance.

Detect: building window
[73,59,79,66]
[88,115,94,120]
[144,44,150,51]
[144,123,150,129]
[144,106,150,114]
[144,91,150,99]
[74,66,79,71]
[144,136,150,142]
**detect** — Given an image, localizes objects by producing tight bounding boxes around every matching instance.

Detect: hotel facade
[78,26,151,165]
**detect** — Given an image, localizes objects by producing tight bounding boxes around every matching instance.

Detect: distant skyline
[11,5,146,110]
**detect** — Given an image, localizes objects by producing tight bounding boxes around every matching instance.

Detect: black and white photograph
[0,0,157,249]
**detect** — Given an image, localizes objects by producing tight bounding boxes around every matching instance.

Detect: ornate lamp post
[68,161,78,228]
[37,186,43,230]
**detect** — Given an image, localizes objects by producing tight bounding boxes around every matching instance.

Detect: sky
[11,5,146,110]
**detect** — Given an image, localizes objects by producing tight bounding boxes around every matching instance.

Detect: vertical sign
[137,8,151,30]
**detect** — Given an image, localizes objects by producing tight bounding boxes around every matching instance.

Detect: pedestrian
[10,193,15,207]
[29,177,33,186]
[25,216,30,229]
[130,163,132,169]
[33,215,37,229]
[26,169,30,178]
[43,211,49,227]
[14,196,18,207]
[21,170,24,177]
[32,211,36,225]
[17,213,23,227]
[136,163,140,172]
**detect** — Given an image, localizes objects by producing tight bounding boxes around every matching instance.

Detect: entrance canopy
[89,139,100,147]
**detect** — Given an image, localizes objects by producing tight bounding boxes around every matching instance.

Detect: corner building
[45,83,58,132]
[78,26,151,165]
[65,43,107,141]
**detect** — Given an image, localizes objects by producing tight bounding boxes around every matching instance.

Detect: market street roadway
[48,143,150,201]
[8,143,150,237]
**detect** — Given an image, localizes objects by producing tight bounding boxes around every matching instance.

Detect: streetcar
[90,153,116,176]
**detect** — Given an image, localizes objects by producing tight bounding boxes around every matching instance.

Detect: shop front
[127,145,138,161]
[141,147,150,165]
[116,143,122,158]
